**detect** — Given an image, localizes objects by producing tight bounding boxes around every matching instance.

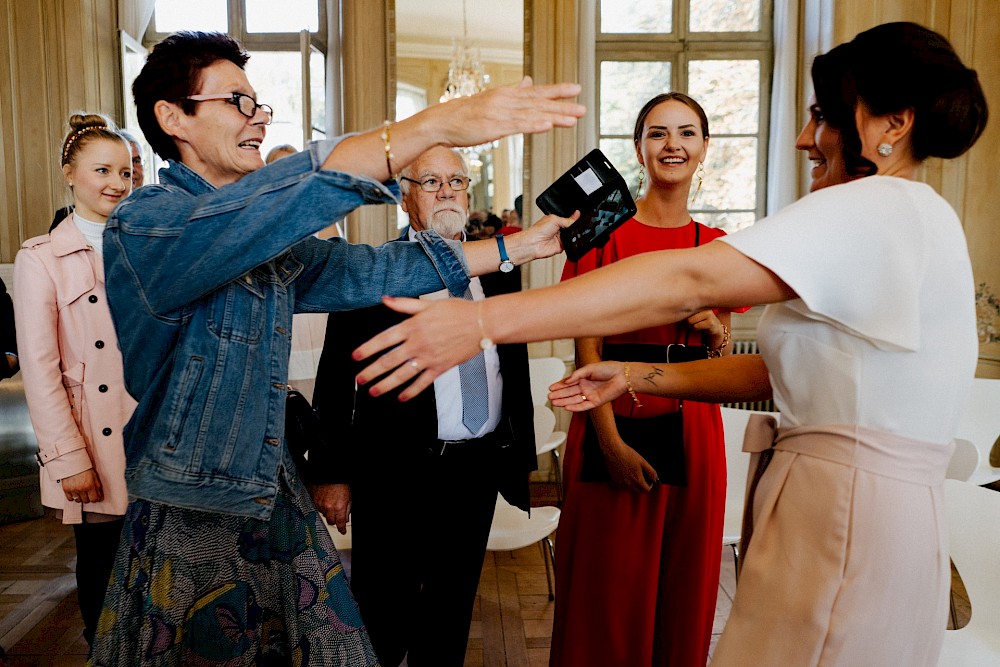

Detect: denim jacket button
[265,437,280,446]
[275,326,287,335]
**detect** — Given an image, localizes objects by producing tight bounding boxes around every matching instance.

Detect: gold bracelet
[623,362,643,408]
[707,324,730,359]
[477,300,495,350]
[380,120,395,180]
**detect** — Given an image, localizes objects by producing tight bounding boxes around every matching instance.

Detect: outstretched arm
[354,241,794,400]
[548,354,772,412]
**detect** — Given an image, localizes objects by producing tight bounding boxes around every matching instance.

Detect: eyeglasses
[186,92,274,125]
[400,175,471,193]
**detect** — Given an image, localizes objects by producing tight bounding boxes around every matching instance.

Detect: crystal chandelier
[439,0,490,104]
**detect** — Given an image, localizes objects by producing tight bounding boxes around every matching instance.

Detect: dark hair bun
[850,22,988,161]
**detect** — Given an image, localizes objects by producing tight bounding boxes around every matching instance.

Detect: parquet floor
[0,482,972,667]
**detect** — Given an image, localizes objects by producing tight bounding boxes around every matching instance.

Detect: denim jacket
[104,137,471,519]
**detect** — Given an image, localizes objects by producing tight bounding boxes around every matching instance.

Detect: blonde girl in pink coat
[13,113,136,646]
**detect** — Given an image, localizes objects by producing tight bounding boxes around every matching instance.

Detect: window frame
[144,0,328,53]
[595,0,774,227]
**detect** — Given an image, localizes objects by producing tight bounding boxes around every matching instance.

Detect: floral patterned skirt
[87,476,379,666]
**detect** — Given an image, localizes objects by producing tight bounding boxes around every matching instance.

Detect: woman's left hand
[354,296,482,400]
[686,309,727,350]
[61,469,103,504]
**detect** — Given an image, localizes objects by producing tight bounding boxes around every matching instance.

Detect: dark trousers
[72,518,125,645]
[350,442,501,667]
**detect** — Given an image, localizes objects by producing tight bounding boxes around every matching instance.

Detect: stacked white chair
[938,479,1000,665]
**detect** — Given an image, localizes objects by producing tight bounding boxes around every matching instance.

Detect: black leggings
[72,518,125,646]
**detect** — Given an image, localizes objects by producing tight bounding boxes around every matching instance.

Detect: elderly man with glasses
[309,146,537,667]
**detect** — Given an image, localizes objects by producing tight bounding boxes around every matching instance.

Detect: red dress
[550,218,730,667]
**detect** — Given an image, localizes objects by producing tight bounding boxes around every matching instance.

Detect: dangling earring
[636,164,645,197]
[695,162,705,195]
[877,143,893,157]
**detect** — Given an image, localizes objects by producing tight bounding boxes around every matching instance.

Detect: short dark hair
[132,31,249,161]
[812,22,988,177]
[633,92,710,148]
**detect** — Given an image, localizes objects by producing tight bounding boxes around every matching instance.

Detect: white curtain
[766,0,834,214]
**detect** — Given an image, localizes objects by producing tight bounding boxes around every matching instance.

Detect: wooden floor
[0,481,971,667]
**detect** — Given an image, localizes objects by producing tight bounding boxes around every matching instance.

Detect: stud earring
[636,164,645,197]
[877,143,893,157]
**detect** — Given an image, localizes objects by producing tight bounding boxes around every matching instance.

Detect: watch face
[499,260,514,273]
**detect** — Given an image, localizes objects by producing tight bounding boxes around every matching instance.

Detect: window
[147,0,327,159]
[596,0,772,232]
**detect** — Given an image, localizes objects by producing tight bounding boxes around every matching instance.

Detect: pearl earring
[877,143,893,157]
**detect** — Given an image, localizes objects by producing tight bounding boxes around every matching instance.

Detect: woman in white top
[351,22,989,666]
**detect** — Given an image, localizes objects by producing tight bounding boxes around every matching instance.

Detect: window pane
[309,49,326,140]
[692,137,757,210]
[246,0,319,33]
[691,211,756,234]
[600,61,673,136]
[690,0,761,33]
[599,138,642,195]
[245,52,303,156]
[688,60,759,135]
[601,0,672,34]
[154,0,227,32]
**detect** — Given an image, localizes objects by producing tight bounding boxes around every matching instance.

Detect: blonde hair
[61,113,124,166]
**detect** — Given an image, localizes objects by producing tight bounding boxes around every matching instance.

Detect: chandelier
[439,0,490,104]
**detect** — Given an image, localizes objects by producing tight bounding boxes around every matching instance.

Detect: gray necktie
[458,287,489,433]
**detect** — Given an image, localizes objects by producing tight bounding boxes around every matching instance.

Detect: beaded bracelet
[623,362,643,408]
[707,324,731,359]
[380,120,396,180]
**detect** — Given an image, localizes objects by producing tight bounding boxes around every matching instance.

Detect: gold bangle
[380,120,395,180]
[623,362,643,408]
[707,324,731,359]
[477,300,495,350]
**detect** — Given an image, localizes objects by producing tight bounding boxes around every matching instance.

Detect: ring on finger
[409,360,420,370]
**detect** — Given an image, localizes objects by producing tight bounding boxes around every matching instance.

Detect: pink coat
[13,218,134,524]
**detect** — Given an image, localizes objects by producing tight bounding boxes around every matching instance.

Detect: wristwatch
[496,233,514,273]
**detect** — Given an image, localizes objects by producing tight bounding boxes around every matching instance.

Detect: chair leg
[542,536,556,600]
[551,449,563,505]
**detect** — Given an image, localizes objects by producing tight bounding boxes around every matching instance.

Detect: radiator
[723,339,776,412]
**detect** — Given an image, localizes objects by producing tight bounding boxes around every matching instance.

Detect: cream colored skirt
[712,420,953,667]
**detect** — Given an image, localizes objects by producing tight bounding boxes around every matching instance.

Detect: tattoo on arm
[642,366,664,386]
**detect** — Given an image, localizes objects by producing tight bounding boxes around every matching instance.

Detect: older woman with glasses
[87,30,583,666]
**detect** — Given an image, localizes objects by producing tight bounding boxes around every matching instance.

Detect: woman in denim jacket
[88,31,582,666]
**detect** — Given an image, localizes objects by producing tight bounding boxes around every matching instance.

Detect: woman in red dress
[551,93,739,666]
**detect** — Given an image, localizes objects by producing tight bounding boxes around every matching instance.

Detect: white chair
[528,356,567,406]
[938,479,1000,665]
[953,378,1000,486]
[486,493,561,599]
[720,407,779,579]
[946,438,980,482]
[534,405,566,502]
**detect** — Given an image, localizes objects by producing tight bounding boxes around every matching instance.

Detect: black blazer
[311,235,536,511]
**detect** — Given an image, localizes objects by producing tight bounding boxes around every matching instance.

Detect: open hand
[547,361,627,411]
[432,77,585,148]
[354,297,481,400]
